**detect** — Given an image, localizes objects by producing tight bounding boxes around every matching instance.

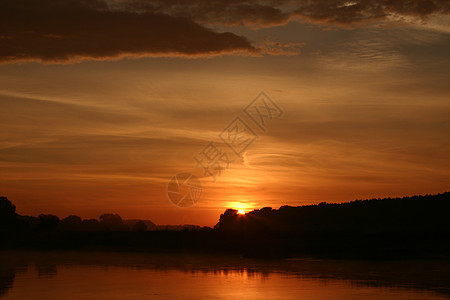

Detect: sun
[228,200,252,215]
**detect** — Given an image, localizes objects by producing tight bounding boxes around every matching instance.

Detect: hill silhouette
[0,193,449,259]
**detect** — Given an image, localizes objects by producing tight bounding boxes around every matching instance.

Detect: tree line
[1,192,449,259]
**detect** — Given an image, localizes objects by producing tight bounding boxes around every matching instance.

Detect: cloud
[3,0,446,64]
[0,0,258,63]
[117,0,449,27]
[116,0,291,27]
[292,0,449,26]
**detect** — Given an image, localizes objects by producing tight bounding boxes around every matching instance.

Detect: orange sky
[0,0,449,226]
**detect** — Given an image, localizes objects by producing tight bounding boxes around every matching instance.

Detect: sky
[0,0,449,226]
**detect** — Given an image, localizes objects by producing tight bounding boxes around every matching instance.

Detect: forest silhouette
[1,192,449,259]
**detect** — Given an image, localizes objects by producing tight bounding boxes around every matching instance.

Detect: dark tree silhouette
[124,219,157,231]
[215,193,450,235]
[81,219,101,232]
[99,213,128,231]
[58,215,82,232]
[37,214,59,232]
[215,209,238,230]
[0,197,28,234]
[0,193,449,259]
[132,221,147,232]
[0,197,17,226]
[17,215,38,231]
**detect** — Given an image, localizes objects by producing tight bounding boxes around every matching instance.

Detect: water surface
[1,252,449,299]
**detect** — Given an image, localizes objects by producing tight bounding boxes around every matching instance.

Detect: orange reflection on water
[3,262,447,300]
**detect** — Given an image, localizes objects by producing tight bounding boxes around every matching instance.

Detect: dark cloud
[1,0,448,63]
[119,0,449,27]
[118,0,291,27]
[0,0,257,63]
[292,0,449,25]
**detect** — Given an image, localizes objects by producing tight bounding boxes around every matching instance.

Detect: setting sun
[227,201,253,216]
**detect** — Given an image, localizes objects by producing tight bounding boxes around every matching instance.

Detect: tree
[58,215,82,231]
[0,197,17,217]
[37,214,60,232]
[0,197,18,231]
[215,209,239,231]
[132,221,147,232]
[99,213,128,231]
[81,219,101,232]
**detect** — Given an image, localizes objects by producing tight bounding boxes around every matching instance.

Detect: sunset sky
[0,0,449,226]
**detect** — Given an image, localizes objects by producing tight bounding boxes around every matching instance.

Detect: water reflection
[0,257,27,298]
[0,252,449,299]
[0,269,15,297]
